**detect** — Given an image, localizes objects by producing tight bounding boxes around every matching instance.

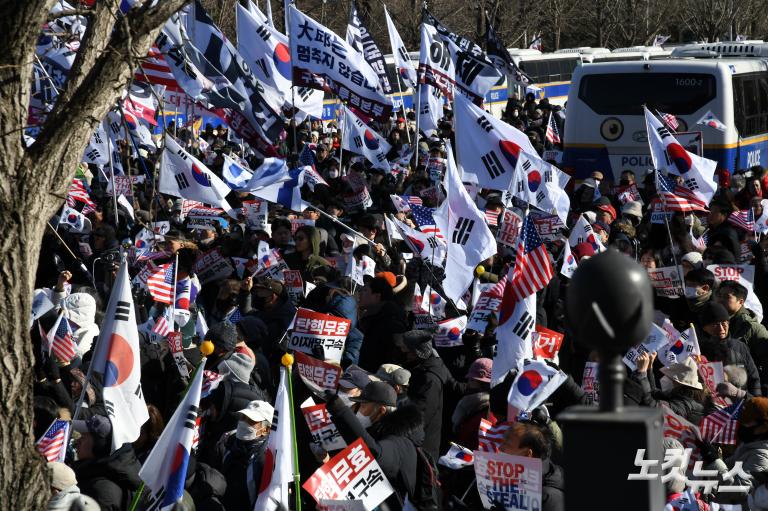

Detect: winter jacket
[357,300,408,372]
[451,391,494,451]
[542,459,566,511]
[632,372,715,425]
[715,438,768,505]
[700,334,762,397]
[216,432,269,509]
[47,485,98,510]
[406,354,464,459]
[73,444,142,511]
[328,399,424,509]
[305,284,364,367]
[730,306,768,391]
[186,460,227,511]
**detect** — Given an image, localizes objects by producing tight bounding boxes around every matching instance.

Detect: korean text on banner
[303,438,395,510]
[294,351,342,396]
[288,308,351,364]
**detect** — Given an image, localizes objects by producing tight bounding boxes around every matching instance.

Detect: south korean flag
[509,151,571,224]
[58,206,91,234]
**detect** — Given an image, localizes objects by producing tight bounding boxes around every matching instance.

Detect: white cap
[238,400,274,424]
[681,252,704,268]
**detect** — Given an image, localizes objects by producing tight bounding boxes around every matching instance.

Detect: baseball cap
[238,400,274,424]
[376,364,411,386]
[338,365,378,390]
[467,358,493,383]
[350,381,398,407]
[72,415,112,438]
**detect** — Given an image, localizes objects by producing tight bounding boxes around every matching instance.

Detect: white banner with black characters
[288,308,351,364]
[289,6,393,121]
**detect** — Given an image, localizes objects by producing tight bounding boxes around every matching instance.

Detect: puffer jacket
[73,444,142,511]
[700,334,762,397]
[542,459,565,511]
[730,307,768,391]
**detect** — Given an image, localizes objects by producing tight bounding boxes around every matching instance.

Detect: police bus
[562,41,768,179]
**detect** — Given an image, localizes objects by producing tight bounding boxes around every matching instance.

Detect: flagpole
[108,138,120,229]
[170,252,179,333]
[308,204,376,247]
[338,106,345,172]
[654,170,683,274]
[281,354,302,511]
[414,81,422,170]
[72,252,126,422]
[128,359,207,511]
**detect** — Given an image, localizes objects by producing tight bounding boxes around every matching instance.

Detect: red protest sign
[289,308,351,363]
[532,325,564,360]
[301,402,346,451]
[303,438,394,510]
[295,351,342,395]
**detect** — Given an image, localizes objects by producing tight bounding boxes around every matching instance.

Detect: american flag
[655,171,708,212]
[700,399,744,445]
[147,262,175,304]
[66,178,96,212]
[227,307,242,323]
[728,209,756,232]
[36,419,69,462]
[508,216,554,302]
[48,314,77,363]
[151,307,172,337]
[545,112,561,145]
[485,209,500,226]
[403,195,423,206]
[134,45,182,92]
[299,144,317,169]
[201,370,225,398]
[658,110,679,131]
[410,204,445,240]
[478,419,512,452]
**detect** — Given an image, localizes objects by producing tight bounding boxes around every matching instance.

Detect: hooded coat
[283,226,330,281]
[73,444,142,511]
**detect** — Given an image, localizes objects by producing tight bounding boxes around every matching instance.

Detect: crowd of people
[31,89,768,511]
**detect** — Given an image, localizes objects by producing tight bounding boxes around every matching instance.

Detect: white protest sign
[242,199,268,230]
[473,450,542,511]
[496,209,523,248]
[289,308,351,364]
[708,264,763,322]
[31,289,55,323]
[581,361,600,406]
[193,248,235,284]
[647,266,684,297]
[303,438,395,510]
[623,323,669,371]
[301,399,347,452]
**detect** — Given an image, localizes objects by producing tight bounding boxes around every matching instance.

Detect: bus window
[733,73,768,137]
[578,73,716,115]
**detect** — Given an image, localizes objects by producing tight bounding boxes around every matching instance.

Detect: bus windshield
[578,73,716,115]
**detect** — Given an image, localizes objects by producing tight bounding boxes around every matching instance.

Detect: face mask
[684,286,700,299]
[328,168,340,179]
[355,410,373,429]
[660,375,676,393]
[236,421,258,441]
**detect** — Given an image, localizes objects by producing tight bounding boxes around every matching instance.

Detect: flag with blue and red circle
[507,359,567,412]
[434,316,467,347]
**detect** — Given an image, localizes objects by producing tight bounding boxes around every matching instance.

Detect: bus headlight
[601,118,623,141]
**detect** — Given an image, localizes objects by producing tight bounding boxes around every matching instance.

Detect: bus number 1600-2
[675,78,703,87]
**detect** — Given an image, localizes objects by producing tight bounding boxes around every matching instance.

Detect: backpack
[407,443,441,510]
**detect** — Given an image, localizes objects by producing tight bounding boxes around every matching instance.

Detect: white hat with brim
[660,358,703,390]
[238,400,274,424]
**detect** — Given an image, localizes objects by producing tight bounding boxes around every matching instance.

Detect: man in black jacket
[72,415,142,511]
[326,381,423,508]
[707,200,741,258]
[396,330,465,459]
[699,302,762,397]
[500,421,565,511]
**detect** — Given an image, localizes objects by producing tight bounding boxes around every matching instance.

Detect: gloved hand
[324,390,345,414]
[716,381,746,399]
[695,439,721,464]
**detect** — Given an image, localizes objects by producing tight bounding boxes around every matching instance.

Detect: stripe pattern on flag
[478,419,512,452]
[508,217,554,301]
[147,262,175,304]
[699,400,743,445]
[50,315,77,363]
[728,209,755,232]
[545,113,561,144]
[36,419,69,462]
[655,172,708,212]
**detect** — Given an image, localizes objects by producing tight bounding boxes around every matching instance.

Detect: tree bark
[0,1,187,506]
